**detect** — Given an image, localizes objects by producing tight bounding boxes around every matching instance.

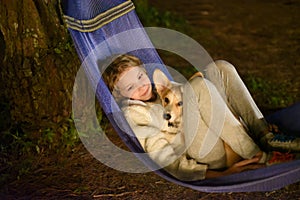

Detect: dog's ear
[153,69,171,96]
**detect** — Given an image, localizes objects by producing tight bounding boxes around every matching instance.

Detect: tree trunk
[0,0,80,140]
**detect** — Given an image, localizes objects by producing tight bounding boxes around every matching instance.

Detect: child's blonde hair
[101,54,145,99]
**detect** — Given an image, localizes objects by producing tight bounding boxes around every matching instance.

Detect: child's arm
[206,156,265,179]
[145,133,208,181]
[123,105,209,181]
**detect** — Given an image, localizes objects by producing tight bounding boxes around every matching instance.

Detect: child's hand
[268,124,279,133]
[224,157,266,175]
[253,151,264,160]
[205,157,266,179]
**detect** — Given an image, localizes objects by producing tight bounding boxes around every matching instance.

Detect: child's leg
[203,60,268,140]
[183,76,261,167]
[203,60,300,152]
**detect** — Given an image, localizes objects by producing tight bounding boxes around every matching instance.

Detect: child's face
[115,66,153,101]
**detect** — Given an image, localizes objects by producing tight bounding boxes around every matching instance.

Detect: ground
[150,0,299,109]
[1,0,300,199]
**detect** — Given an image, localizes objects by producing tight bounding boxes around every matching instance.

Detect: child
[101,54,299,180]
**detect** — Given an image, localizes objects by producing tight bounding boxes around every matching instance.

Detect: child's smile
[115,66,153,101]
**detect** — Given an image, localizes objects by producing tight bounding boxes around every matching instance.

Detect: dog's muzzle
[163,113,171,120]
[168,122,174,127]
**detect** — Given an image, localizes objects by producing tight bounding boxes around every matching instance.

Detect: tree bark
[0,0,80,138]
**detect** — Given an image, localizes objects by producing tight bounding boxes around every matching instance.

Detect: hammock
[61,0,300,193]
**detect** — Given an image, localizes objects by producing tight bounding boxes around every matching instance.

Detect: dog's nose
[163,113,171,120]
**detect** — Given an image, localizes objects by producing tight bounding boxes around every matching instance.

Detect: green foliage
[0,101,105,159]
[0,117,81,185]
[73,103,105,139]
[133,0,188,31]
[246,76,294,109]
[0,118,79,157]
[53,41,74,57]
[74,186,90,194]
[34,120,78,154]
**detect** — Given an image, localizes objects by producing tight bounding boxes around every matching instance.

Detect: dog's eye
[177,101,183,106]
[164,97,169,104]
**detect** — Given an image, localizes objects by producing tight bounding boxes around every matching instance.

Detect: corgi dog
[154,69,260,167]
[153,69,203,137]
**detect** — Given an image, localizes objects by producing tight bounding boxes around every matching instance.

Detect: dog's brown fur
[153,69,203,135]
[153,70,242,166]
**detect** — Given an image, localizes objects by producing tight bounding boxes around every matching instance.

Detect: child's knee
[184,77,207,103]
[185,77,214,104]
[214,60,237,75]
[188,76,206,89]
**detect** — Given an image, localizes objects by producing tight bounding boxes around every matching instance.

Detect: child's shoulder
[122,99,164,125]
[122,103,153,126]
[122,99,150,116]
